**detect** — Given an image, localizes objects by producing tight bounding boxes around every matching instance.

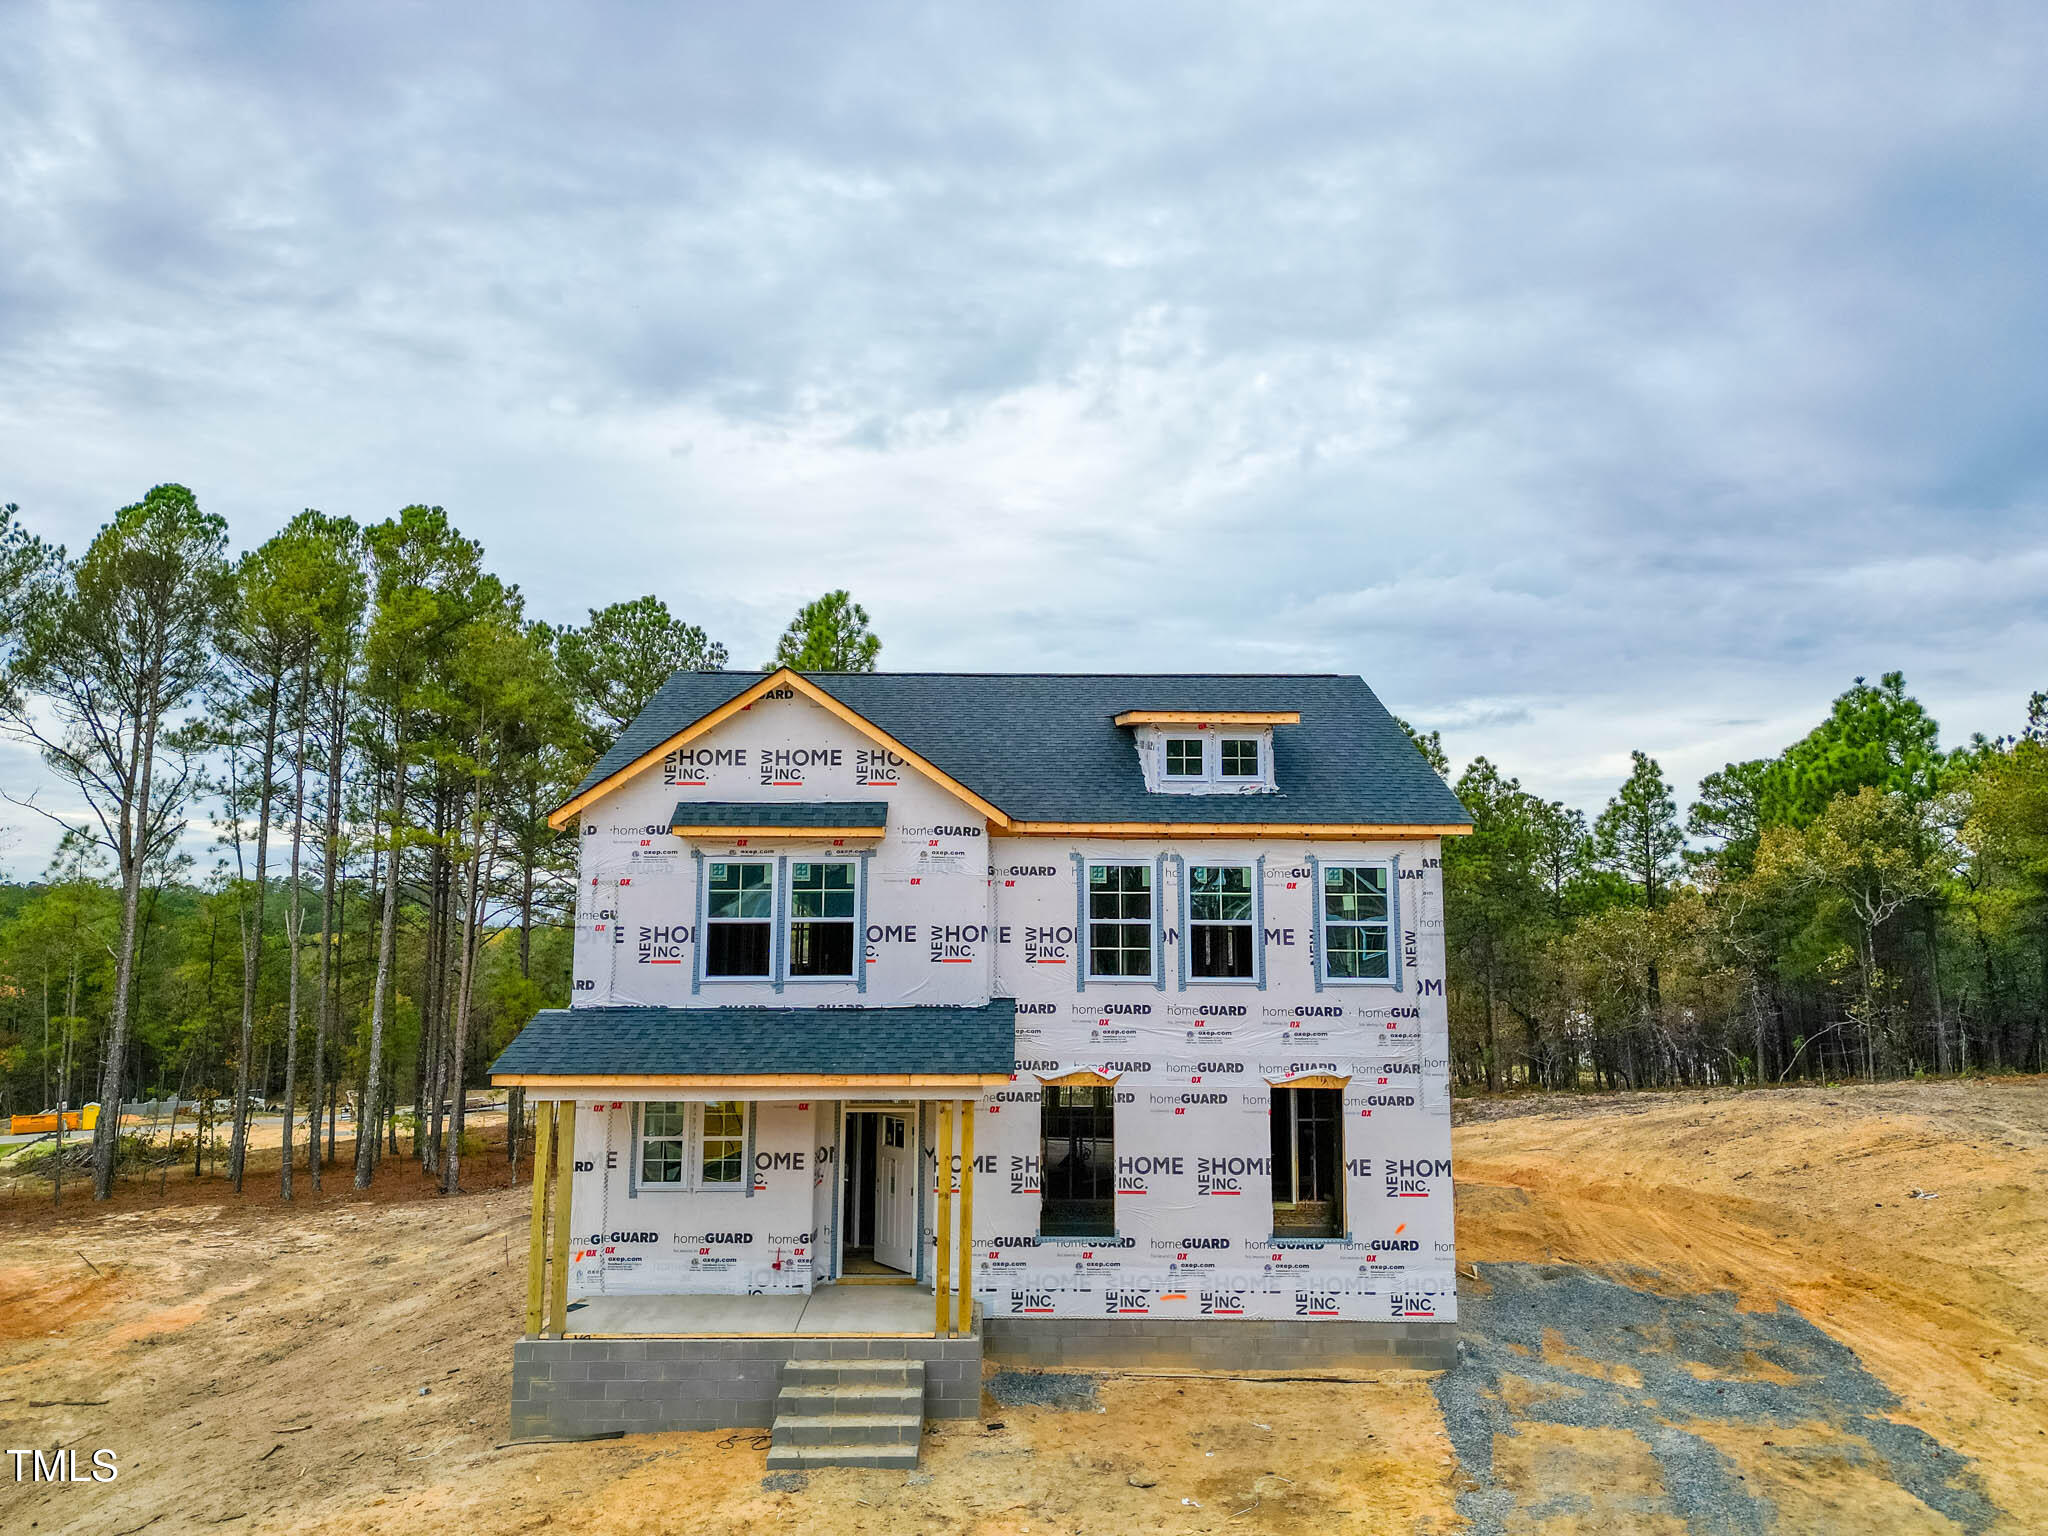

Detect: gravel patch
[1435,1262,2000,1535]
[986,1369,1102,1411]
[759,1471,807,1493]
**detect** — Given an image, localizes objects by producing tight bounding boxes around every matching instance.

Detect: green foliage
[553,595,728,755]
[770,590,881,672]
[1594,751,1684,908]
[1395,716,1449,778]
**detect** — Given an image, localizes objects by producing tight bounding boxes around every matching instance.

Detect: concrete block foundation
[982,1318,1457,1372]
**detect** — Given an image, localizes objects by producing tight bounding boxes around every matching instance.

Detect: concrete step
[771,1412,922,1449]
[779,1358,924,1389]
[775,1382,924,1417]
[764,1443,921,1471]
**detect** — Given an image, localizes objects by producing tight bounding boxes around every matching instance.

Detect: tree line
[1422,672,2048,1091]
[0,489,881,1201]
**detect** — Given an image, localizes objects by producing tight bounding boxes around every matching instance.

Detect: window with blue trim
[1188,864,1256,978]
[705,862,774,976]
[1320,863,1392,981]
[788,860,857,977]
[1087,862,1153,979]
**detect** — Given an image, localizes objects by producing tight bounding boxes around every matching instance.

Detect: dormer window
[1118,713,1292,795]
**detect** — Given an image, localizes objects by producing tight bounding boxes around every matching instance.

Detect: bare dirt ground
[0,1080,2040,1535]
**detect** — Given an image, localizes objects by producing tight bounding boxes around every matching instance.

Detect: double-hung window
[788,860,856,977]
[1188,864,1255,979]
[1087,862,1153,979]
[705,861,774,976]
[1321,863,1391,981]
[638,1100,746,1191]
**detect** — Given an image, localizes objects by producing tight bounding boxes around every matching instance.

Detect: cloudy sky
[3,2,2045,873]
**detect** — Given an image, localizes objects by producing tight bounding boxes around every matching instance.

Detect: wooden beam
[1112,710,1301,726]
[547,1103,577,1336]
[669,825,885,841]
[524,1101,554,1336]
[1267,1073,1353,1091]
[1034,1069,1124,1087]
[490,1072,1012,1094]
[955,1099,975,1336]
[549,667,1013,830]
[934,1100,953,1337]
[999,822,1474,839]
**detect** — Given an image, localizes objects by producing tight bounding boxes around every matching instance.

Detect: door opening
[842,1111,916,1276]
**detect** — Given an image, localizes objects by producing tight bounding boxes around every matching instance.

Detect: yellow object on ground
[9,1104,97,1135]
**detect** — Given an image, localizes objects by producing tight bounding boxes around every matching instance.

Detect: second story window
[1188,864,1255,978]
[1220,738,1259,778]
[788,860,857,977]
[1164,738,1204,777]
[1321,864,1391,981]
[705,860,774,976]
[1087,862,1153,979]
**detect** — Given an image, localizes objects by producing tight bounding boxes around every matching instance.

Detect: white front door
[873,1114,915,1273]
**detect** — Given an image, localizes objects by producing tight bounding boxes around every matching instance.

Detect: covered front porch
[560,1282,945,1337]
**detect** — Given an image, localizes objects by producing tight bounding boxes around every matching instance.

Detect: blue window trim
[1308,854,1324,995]
[689,850,706,997]
[1070,852,1087,994]
[1079,856,1161,985]
[743,1097,757,1199]
[856,851,872,996]
[1254,854,1268,991]
[1315,857,1401,989]
[1173,854,1188,991]
[1181,857,1262,989]
[771,854,788,994]
[1153,852,1167,993]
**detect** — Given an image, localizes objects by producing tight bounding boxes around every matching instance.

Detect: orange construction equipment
[8,1104,99,1135]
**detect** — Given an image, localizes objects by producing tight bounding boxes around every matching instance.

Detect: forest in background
[0,487,880,1200]
[0,486,2044,1203]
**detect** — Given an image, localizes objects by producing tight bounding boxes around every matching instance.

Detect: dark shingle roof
[670,800,889,829]
[568,672,1470,828]
[488,1001,1017,1079]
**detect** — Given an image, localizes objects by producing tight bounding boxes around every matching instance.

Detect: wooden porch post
[934,1099,954,1335]
[524,1100,555,1335]
[547,1102,577,1336]
[955,1097,976,1335]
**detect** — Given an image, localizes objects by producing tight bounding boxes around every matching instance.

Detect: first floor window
[640,1102,690,1185]
[788,860,857,977]
[1322,863,1390,980]
[698,1100,744,1186]
[1040,1086,1115,1236]
[705,861,774,976]
[1087,862,1153,978]
[1188,864,1255,978]
[639,1101,746,1189]
[1271,1087,1342,1236]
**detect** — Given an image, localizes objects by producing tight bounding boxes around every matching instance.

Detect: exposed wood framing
[1111,710,1301,726]
[524,1101,554,1336]
[547,1104,576,1336]
[955,1101,976,1335]
[1001,822,1473,839]
[934,1100,954,1337]
[491,1072,1011,1094]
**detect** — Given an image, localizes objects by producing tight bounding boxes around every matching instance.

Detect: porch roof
[488,1000,1016,1085]
[669,799,889,832]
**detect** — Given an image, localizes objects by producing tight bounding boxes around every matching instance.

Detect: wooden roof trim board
[547,667,1013,831]
[1034,1069,1125,1087]
[668,825,886,841]
[1000,822,1475,839]
[490,1072,1012,1092]
[1112,710,1302,726]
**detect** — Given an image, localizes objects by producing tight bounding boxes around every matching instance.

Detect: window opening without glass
[1041,1085,1115,1236]
[1189,864,1255,978]
[705,861,773,976]
[1322,864,1390,980]
[1087,862,1153,978]
[1271,1086,1342,1236]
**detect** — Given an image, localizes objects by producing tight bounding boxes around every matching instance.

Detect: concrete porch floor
[562,1283,957,1338]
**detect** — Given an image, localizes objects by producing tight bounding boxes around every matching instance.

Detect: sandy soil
[0,1081,2039,1534]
